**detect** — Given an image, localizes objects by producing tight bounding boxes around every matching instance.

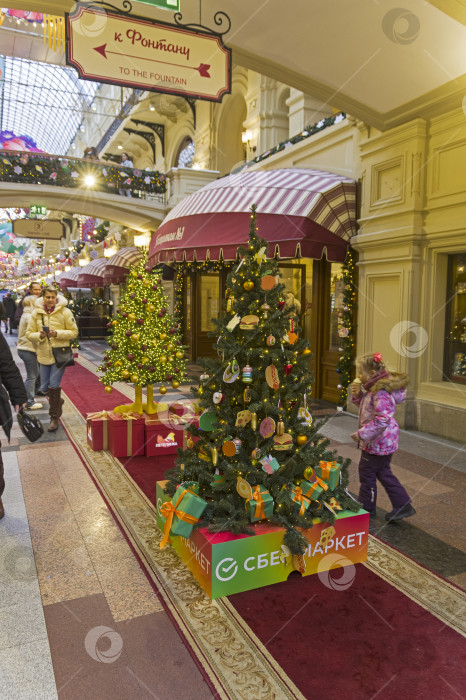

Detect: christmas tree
[99,255,187,413]
[167,207,360,555]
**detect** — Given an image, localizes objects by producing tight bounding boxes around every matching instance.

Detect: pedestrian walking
[3,294,17,335]
[350,352,415,522]
[0,331,27,519]
[27,287,78,432]
[17,295,43,411]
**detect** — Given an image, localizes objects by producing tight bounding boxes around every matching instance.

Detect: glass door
[196,272,223,359]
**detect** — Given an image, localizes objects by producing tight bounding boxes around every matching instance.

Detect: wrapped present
[316,461,340,490]
[86,410,109,451]
[160,485,207,548]
[289,485,311,514]
[107,412,145,458]
[247,485,274,522]
[144,415,179,456]
[180,480,199,494]
[300,479,324,502]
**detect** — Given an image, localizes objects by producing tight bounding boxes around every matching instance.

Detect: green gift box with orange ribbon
[315,461,340,490]
[300,479,326,501]
[289,485,312,514]
[160,485,207,548]
[247,485,274,523]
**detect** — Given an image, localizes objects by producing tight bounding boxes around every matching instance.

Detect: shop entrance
[183,271,228,361]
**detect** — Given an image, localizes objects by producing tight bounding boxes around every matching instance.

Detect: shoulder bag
[42,316,75,369]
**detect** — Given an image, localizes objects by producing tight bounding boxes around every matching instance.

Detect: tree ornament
[130,270,138,277]
[160,355,168,363]
[296,435,308,446]
[137,363,143,370]
[130,374,139,383]
[143,279,151,287]
[114,360,122,368]
[243,387,251,403]
[171,380,180,389]
[122,313,128,318]
[122,370,130,379]
[250,412,257,430]
[125,330,132,337]
[243,280,254,291]
[147,304,156,313]
[148,366,154,372]
[167,343,175,352]
[159,385,167,395]
[232,438,242,453]
[242,364,253,383]
[213,391,224,404]
[276,419,285,436]
[278,300,285,310]
[111,320,117,326]
[261,303,270,318]
[175,351,184,360]
[303,467,314,481]
[142,356,149,364]
[128,313,136,321]
[260,417,276,438]
[265,365,280,389]
[141,298,147,304]
[302,347,312,356]
[160,333,167,340]
[127,353,134,360]
[284,363,293,376]
[131,333,140,342]
[104,386,113,394]
[266,335,276,346]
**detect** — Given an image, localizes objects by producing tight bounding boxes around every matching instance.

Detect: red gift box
[86,411,109,451]
[107,412,145,458]
[145,415,180,456]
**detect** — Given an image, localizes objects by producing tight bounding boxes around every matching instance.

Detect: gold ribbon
[318,461,338,481]
[160,488,200,549]
[292,486,311,515]
[120,413,137,454]
[251,485,268,519]
[315,475,329,491]
[87,411,108,450]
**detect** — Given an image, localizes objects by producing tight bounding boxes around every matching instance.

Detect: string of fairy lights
[336,247,357,407]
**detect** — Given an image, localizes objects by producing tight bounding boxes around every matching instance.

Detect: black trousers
[0,442,4,497]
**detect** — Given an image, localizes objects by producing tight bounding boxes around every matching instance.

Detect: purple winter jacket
[351,372,409,455]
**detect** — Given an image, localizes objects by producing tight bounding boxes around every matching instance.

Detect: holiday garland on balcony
[336,247,357,408]
[0,152,166,195]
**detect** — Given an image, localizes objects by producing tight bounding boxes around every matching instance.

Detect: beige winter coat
[17,295,39,353]
[27,297,78,365]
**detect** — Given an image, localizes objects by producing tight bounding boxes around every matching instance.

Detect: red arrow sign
[93,44,210,77]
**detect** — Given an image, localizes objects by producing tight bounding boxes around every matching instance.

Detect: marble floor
[1,337,465,698]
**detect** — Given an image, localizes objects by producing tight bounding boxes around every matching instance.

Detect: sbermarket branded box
[156,481,369,598]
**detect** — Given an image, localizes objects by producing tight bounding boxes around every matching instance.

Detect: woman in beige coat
[17,294,43,410]
[27,287,78,431]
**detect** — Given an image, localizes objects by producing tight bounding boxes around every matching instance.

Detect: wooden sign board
[13,219,64,241]
[66,4,231,102]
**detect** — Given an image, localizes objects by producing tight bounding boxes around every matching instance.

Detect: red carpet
[61,360,466,700]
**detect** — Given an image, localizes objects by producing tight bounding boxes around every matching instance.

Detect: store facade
[149,168,357,402]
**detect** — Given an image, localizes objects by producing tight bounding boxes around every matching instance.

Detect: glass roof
[0,56,100,155]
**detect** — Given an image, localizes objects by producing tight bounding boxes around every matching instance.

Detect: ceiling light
[149,104,155,111]
[83,175,95,187]
[117,144,123,150]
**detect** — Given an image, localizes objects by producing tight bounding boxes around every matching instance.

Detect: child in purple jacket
[350,352,415,522]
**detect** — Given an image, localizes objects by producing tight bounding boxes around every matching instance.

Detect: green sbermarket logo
[215,557,238,581]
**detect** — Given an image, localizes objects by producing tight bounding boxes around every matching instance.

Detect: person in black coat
[0,332,27,519]
[3,294,17,334]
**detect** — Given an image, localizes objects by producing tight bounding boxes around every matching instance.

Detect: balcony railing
[0,151,166,198]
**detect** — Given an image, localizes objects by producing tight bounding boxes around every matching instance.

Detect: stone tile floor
[1,336,465,698]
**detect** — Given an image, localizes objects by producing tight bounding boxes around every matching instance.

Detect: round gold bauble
[243,280,254,291]
[111,320,118,326]
[151,339,158,347]
[130,374,139,383]
[130,270,138,278]
[159,385,168,395]
[128,313,136,322]
[303,467,314,481]
[296,435,308,446]
[302,348,312,356]
[147,304,156,313]
[143,279,151,287]
[141,356,149,364]
[122,370,130,379]
[198,387,204,395]
[160,354,168,363]
[104,386,113,394]
[159,333,167,340]
[171,380,180,389]
[131,333,140,342]
[167,343,174,352]
[175,351,184,360]
[114,360,122,368]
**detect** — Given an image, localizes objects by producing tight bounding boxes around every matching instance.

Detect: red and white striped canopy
[59,267,81,288]
[148,168,357,264]
[106,247,143,268]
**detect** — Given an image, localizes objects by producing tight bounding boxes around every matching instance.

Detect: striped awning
[106,247,143,268]
[148,168,357,265]
[77,259,109,288]
[59,267,81,289]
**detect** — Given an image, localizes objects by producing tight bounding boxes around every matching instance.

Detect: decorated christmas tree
[99,255,187,413]
[167,208,360,555]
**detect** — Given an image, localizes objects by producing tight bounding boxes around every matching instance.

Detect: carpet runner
[60,357,466,700]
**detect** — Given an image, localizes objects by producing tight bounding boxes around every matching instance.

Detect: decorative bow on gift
[86,410,108,420]
[250,485,266,520]
[292,486,311,515]
[160,488,200,549]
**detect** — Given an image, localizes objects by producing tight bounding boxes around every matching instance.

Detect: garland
[336,247,357,408]
[232,113,346,173]
[0,152,166,195]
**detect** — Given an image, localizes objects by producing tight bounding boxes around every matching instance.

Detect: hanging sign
[65,4,231,102]
[12,219,64,241]
[136,0,180,10]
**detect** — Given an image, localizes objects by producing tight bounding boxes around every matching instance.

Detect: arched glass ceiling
[0,56,100,155]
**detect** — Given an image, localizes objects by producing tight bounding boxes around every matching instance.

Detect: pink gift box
[107,412,145,458]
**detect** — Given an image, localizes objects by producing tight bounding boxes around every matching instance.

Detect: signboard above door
[12,219,64,241]
[65,3,231,102]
